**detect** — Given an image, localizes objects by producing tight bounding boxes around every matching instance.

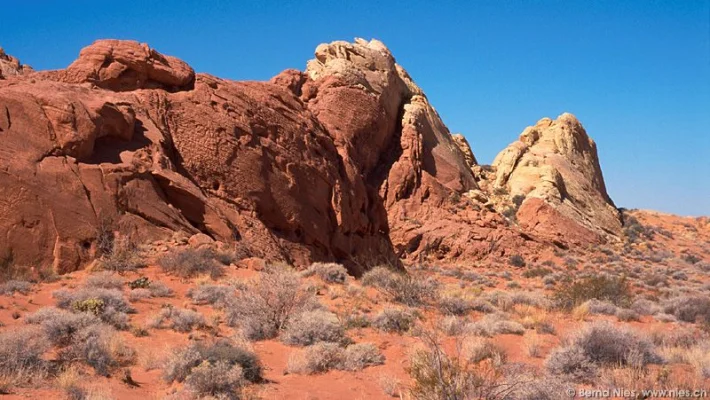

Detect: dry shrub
[0,280,32,296]
[59,324,135,376]
[545,321,661,383]
[286,342,384,374]
[187,284,235,308]
[372,307,417,333]
[164,340,262,398]
[465,314,525,337]
[0,326,49,387]
[281,310,346,346]
[158,247,225,279]
[226,265,318,340]
[553,275,631,310]
[407,331,520,400]
[303,262,349,284]
[84,272,124,290]
[147,306,207,333]
[99,237,144,272]
[361,266,438,306]
[54,288,133,330]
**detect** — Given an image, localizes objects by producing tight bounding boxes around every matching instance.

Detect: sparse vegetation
[553,275,631,310]
[286,342,384,374]
[147,306,207,333]
[303,262,349,284]
[372,307,416,333]
[226,265,318,340]
[281,310,346,346]
[163,340,262,398]
[54,288,133,329]
[361,266,438,306]
[158,247,225,279]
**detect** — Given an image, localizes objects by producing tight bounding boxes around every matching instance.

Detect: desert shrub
[158,247,224,279]
[226,265,318,340]
[187,284,235,308]
[439,316,468,336]
[54,288,132,329]
[185,360,243,398]
[84,272,124,289]
[303,262,349,284]
[547,322,661,383]
[342,311,371,329]
[128,289,151,302]
[286,341,383,374]
[25,307,100,346]
[59,324,135,376]
[100,237,144,272]
[463,338,507,364]
[545,345,598,383]
[584,299,618,315]
[0,280,32,296]
[128,277,150,289]
[465,314,525,337]
[438,294,475,316]
[509,291,550,308]
[672,270,688,281]
[372,307,416,333]
[0,327,49,386]
[147,281,173,297]
[164,340,262,397]
[281,310,346,346]
[286,342,344,374]
[661,295,710,325]
[361,267,438,306]
[553,275,631,310]
[622,214,654,243]
[147,306,207,333]
[341,342,385,371]
[631,298,660,316]
[522,267,552,279]
[508,254,526,268]
[408,333,516,400]
[616,308,641,322]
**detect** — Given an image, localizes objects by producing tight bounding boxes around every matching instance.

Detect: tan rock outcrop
[0,47,33,78]
[492,113,622,245]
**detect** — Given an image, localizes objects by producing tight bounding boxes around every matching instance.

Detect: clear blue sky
[2,1,709,216]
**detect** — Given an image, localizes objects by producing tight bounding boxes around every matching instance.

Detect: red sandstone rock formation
[1,38,622,275]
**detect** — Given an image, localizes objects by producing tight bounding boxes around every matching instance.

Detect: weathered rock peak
[492,113,622,244]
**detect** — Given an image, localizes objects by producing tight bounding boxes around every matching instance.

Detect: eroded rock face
[0,38,562,275]
[61,40,195,91]
[0,47,33,79]
[492,113,622,245]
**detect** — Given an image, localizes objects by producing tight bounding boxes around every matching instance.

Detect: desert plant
[147,306,207,333]
[281,310,346,346]
[25,307,100,346]
[545,345,598,383]
[164,340,262,397]
[0,280,32,296]
[84,272,124,289]
[341,342,385,371]
[59,324,135,376]
[553,275,631,310]
[465,314,525,337]
[661,295,710,325]
[100,237,144,272]
[187,284,235,307]
[54,288,133,329]
[303,262,349,284]
[0,327,49,386]
[361,266,438,306]
[158,247,224,279]
[226,265,318,340]
[286,342,344,374]
[372,307,416,333]
[508,255,526,268]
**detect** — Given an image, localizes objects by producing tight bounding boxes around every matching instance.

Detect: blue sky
[2,1,708,216]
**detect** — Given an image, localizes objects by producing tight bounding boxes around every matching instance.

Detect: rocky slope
[0,38,624,275]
